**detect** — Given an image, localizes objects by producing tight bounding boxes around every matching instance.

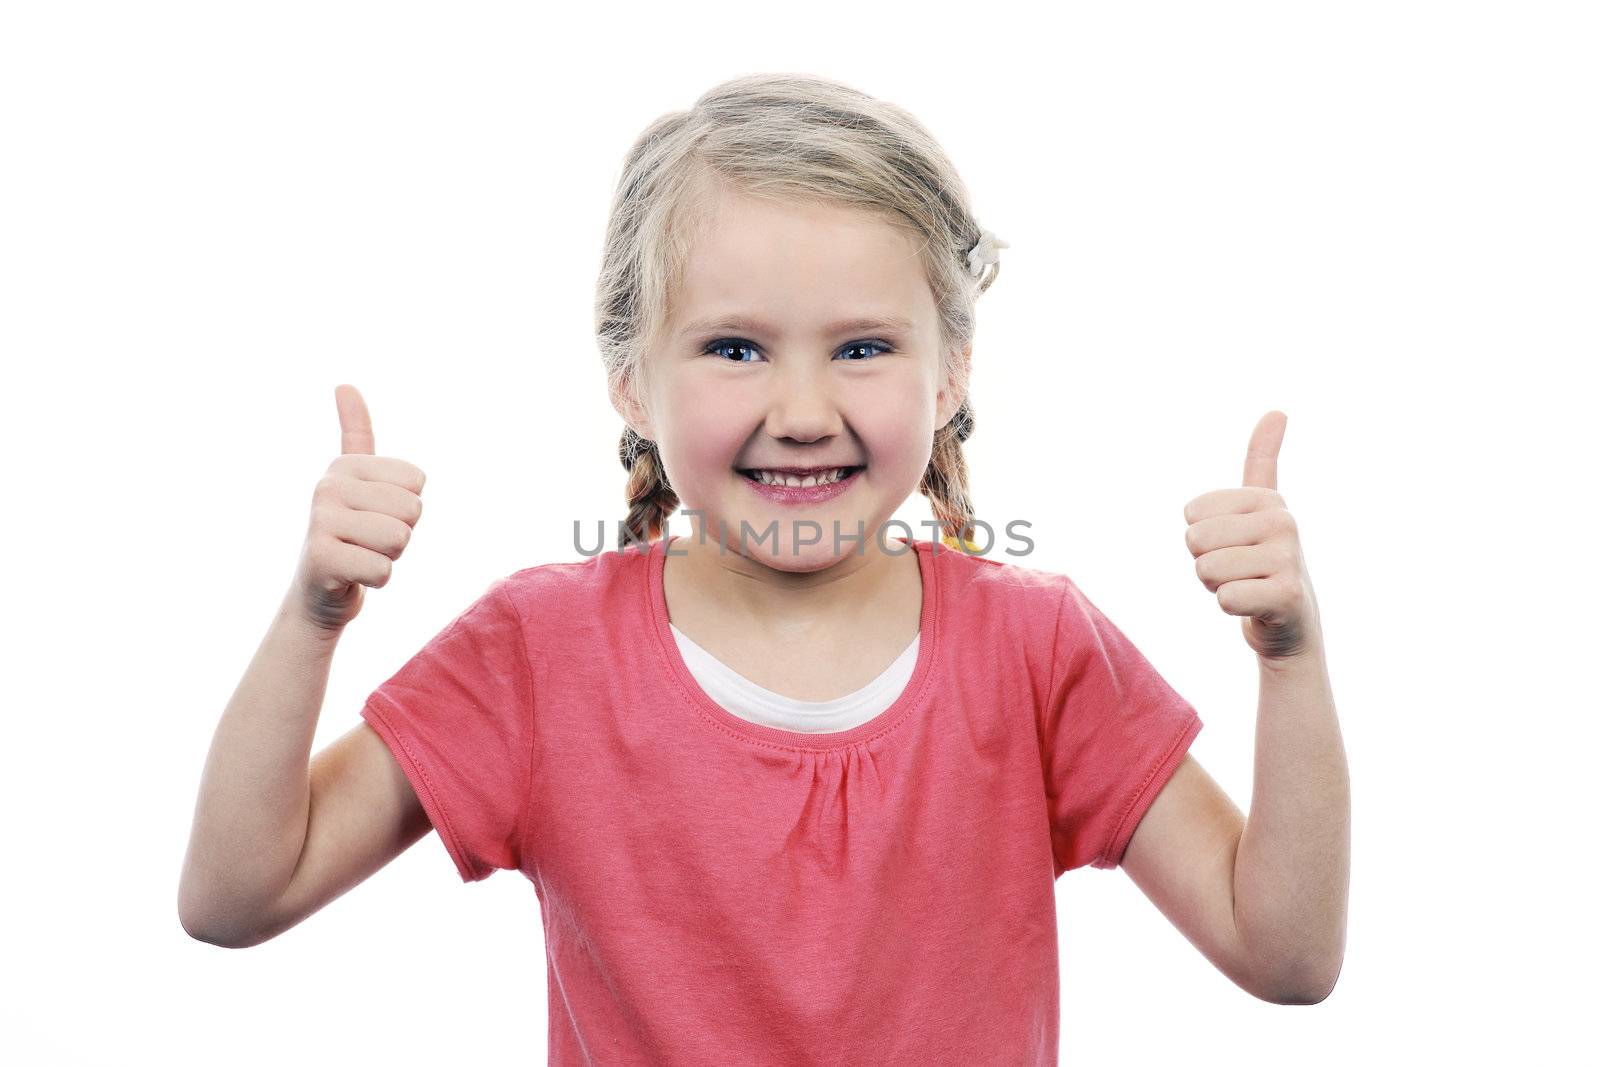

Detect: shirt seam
[1041,577,1071,779]
[1099,706,1202,869]
[494,579,537,877]
[364,690,484,882]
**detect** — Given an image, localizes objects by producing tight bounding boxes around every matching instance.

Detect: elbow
[1261,952,1344,1006]
[1235,896,1347,1006]
[178,884,263,950]
[178,899,248,949]
[180,910,268,950]
[179,908,238,949]
[178,880,227,947]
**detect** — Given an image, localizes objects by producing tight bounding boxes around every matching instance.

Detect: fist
[291,384,427,634]
[1182,411,1322,662]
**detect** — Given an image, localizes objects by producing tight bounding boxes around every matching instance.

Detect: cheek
[851,388,935,477]
[654,380,748,488]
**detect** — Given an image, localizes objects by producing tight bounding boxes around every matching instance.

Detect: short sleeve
[360,576,532,883]
[1043,576,1203,875]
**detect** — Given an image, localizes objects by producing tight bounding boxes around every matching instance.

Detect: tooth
[751,468,851,486]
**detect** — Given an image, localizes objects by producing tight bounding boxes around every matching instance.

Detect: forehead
[670,190,934,336]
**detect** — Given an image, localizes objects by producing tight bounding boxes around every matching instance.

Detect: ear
[608,375,656,442]
[935,344,973,429]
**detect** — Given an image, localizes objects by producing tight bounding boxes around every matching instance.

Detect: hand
[1182,411,1322,663]
[289,384,428,634]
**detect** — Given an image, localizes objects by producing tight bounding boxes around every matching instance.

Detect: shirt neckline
[670,621,920,718]
[644,533,941,752]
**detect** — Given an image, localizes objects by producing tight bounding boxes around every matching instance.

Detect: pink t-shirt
[361,534,1202,1065]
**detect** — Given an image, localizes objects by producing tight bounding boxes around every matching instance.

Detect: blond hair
[594,73,1003,551]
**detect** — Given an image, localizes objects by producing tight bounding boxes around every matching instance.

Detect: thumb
[1242,410,1287,490]
[336,384,375,456]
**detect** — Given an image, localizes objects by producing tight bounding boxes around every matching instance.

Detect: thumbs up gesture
[1182,411,1322,663]
[289,385,428,635]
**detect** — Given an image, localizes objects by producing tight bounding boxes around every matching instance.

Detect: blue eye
[837,340,893,361]
[701,337,895,363]
[704,338,762,363]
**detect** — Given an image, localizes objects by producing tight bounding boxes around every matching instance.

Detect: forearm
[178,589,341,944]
[1233,641,1350,1003]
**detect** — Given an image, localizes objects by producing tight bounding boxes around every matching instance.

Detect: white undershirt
[669,623,919,734]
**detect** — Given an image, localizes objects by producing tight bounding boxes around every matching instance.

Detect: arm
[1233,646,1349,1002]
[180,383,437,946]
[224,717,432,948]
[1120,645,1349,1004]
[1131,409,1349,1002]
[177,591,430,947]
[1119,756,1253,995]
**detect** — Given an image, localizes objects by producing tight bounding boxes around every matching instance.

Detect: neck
[664,524,912,631]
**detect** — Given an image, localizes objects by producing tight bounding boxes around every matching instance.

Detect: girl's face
[625,190,967,570]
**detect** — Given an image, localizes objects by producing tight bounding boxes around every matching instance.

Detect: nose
[762,360,843,444]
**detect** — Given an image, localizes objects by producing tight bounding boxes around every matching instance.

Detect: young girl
[181,72,1347,1063]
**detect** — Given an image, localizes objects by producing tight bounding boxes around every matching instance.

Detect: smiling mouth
[737,465,865,486]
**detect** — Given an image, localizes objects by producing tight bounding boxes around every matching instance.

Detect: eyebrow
[676,314,917,339]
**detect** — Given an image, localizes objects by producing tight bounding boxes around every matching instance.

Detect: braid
[618,427,679,550]
[923,398,980,553]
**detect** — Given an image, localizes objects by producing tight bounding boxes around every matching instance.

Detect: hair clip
[965,228,1009,279]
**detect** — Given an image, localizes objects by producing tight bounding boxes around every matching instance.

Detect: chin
[744,541,856,572]
[693,520,863,564]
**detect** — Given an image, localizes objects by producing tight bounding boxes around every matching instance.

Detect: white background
[4,1,1595,1063]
